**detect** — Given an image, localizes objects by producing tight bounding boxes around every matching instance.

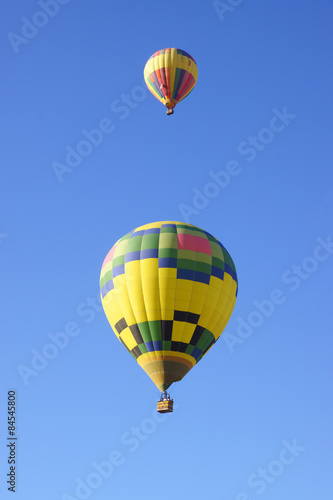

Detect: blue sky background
[1,1,333,499]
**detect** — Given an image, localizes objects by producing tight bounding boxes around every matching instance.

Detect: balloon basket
[157,392,173,413]
[166,109,174,116]
[157,400,173,413]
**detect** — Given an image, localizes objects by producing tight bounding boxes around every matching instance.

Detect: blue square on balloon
[153,341,162,351]
[145,342,154,352]
[191,347,202,360]
[112,264,125,277]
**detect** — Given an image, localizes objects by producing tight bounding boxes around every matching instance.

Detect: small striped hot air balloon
[100,222,238,412]
[144,48,198,115]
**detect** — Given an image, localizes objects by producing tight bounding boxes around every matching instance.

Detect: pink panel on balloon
[177,234,212,255]
[102,244,117,269]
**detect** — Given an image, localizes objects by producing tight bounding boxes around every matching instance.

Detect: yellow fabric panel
[140,259,160,315]
[120,328,137,351]
[209,275,224,291]
[197,282,224,333]
[222,272,234,295]
[160,308,175,321]
[112,275,133,318]
[210,290,237,340]
[143,60,151,76]
[174,277,194,313]
[125,261,146,320]
[176,53,197,77]
[186,293,208,315]
[192,281,209,295]
[104,292,123,324]
[126,281,145,302]
[145,309,162,321]
[174,299,191,313]
[164,50,171,82]
[159,272,175,288]
[206,285,223,301]
[133,310,150,324]
[172,322,196,343]
[175,278,195,292]
[193,64,198,81]
[198,306,217,327]
[205,312,223,335]
[140,259,159,288]
[125,260,142,289]
[145,60,154,75]
[187,282,209,316]
[168,49,177,97]
[141,288,160,310]
[188,303,206,316]
[140,257,158,280]
[229,279,238,298]
[158,267,177,317]
[171,320,186,340]
[215,287,233,317]
[202,295,220,317]
[214,312,233,340]
[158,272,177,290]
[160,299,177,312]
[101,288,113,308]
[222,301,236,325]
[187,289,209,305]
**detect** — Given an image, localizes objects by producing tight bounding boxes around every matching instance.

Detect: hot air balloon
[100,221,238,412]
[144,48,198,115]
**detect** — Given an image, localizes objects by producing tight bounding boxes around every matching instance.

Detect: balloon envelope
[100,221,238,392]
[144,48,198,113]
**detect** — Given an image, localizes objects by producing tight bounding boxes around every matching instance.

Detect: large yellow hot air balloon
[100,222,238,410]
[144,48,198,115]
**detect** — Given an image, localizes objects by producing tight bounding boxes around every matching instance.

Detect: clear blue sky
[1,1,333,499]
